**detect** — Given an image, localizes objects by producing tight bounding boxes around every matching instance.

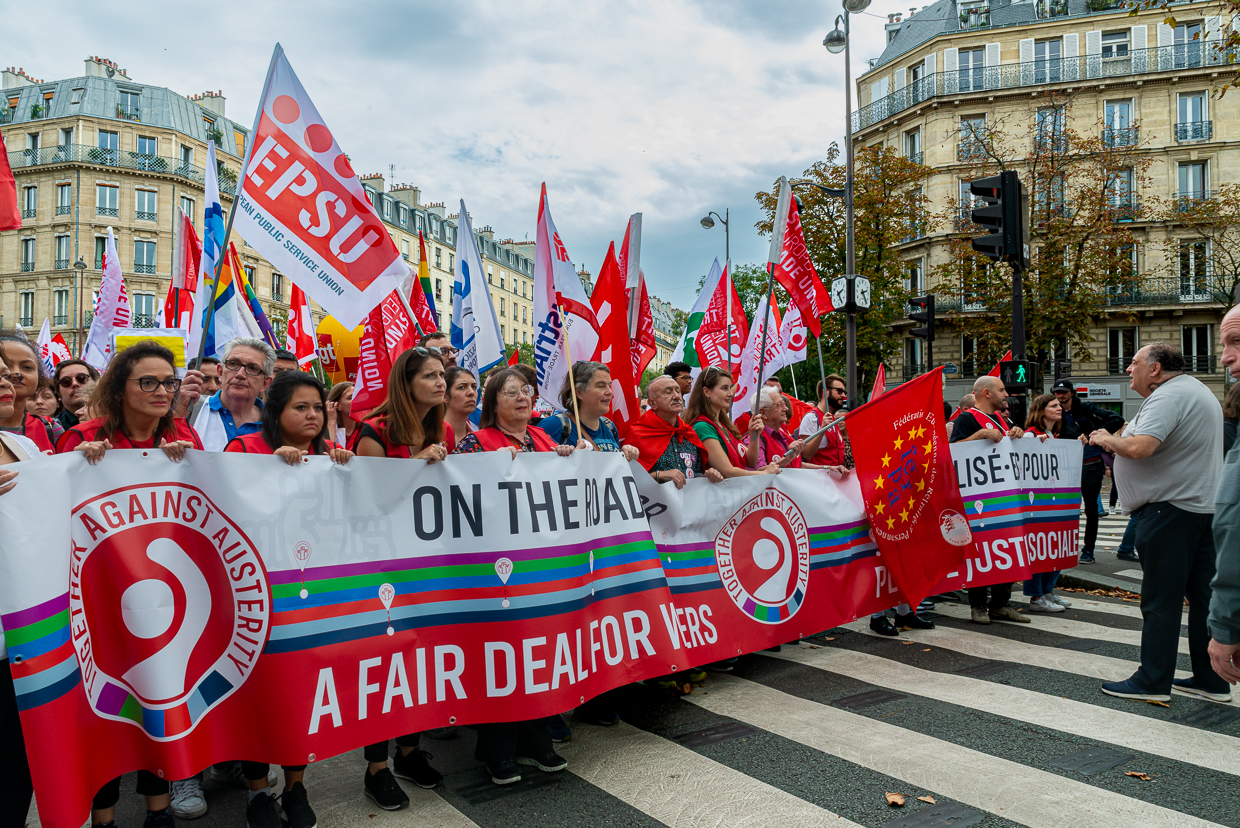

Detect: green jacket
[1210,442,1240,645]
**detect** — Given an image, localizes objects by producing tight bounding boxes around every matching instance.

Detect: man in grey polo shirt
[1210,305,1240,687]
[1088,342,1230,702]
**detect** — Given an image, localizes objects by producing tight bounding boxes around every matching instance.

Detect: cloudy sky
[8,0,891,310]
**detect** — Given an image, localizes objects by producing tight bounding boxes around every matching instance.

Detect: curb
[1059,568,1142,595]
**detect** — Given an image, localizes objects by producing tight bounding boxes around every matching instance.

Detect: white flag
[768,302,808,375]
[730,295,785,421]
[451,199,505,381]
[532,184,600,404]
[35,319,54,375]
[82,228,130,369]
[186,141,224,359]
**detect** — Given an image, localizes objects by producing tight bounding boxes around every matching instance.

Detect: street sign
[943,362,959,374]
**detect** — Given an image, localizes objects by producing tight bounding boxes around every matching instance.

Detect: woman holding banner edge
[683,367,780,478]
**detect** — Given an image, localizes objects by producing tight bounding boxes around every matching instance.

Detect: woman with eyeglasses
[683,366,779,477]
[353,346,451,808]
[537,361,640,461]
[454,367,575,457]
[0,335,59,454]
[452,366,571,785]
[444,366,479,441]
[57,340,201,460]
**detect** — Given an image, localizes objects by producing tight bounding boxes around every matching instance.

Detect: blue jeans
[1118,509,1141,555]
[1023,570,1060,598]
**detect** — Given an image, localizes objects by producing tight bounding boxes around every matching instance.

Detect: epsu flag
[232,44,405,329]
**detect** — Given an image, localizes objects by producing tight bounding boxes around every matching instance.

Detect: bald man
[1209,305,1240,688]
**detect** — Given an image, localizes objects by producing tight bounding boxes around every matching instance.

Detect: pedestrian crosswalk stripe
[688,674,1230,828]
[1115,569,1145,580]
[931,601,1190,655]
[561,720,864,827]
[839,618,1195,684]
[767,646,1240,776]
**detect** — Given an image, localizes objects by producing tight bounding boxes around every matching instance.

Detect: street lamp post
[824,0,869,408]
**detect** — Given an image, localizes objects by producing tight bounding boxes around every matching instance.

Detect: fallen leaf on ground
[901,640,916,645]
[1125,772,1152,781]
[1145,700,1171,708]
[918,795,937,804]
[885,792,906,806]
[824,636,836,641]
[922,648,932,652]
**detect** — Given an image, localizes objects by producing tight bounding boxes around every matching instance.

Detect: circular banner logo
[714,489,810,624]
[69,484,270,742]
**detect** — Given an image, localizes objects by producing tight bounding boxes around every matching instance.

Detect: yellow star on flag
[886,516,896,529]
[875,501,885,514]
[923,442,932,456]
[893,436,904,450]
[908,427,918,441]
[881,453,891,467]
[874,475,884,489]
[900,507,910,522]
[916,478,926,492]
[922,461,931,474]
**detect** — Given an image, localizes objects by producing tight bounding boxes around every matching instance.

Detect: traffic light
[970,170,1026,266]
[909,294,935,342]
[998,359,1041,391]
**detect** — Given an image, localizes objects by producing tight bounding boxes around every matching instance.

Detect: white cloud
[6,0,890,308]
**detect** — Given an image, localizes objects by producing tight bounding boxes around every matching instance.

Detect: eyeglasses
[413,346,442,357]
[58,374,90,388]
[223,359,266,378]
[499,384,535,400]
[132,376,182,394]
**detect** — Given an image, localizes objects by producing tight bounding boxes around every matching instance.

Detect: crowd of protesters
[3,323,1240,828]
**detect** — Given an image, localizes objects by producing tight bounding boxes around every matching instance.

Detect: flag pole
[193,196,240,364]
[752,264,776,417]
[394,283,426,340]
[558,298,585,443]
[815,333,829,409]
[725,259,733,377]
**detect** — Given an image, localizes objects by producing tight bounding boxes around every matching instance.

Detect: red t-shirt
[58,417,203,453]
[224,432,340,454]
[354,416,455,458]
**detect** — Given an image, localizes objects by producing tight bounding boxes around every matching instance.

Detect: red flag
[696,264,748,374]
[845,368,973,604]
[287,284,318,368]
[507,348,519,366]
[351,290,419,422]
[771,197,831,336]
[0,130,19,231]
[987,350,1012,377]
[590,243,640,436]
[162,288,195,329]
[617,220,656,379]
[870,363,887,401]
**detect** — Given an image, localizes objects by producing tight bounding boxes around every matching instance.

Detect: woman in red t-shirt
[453,367,574,456]
[355,347,455,462]
[225,371,352,465]
[0,335,59,454]
[58,340,200,463]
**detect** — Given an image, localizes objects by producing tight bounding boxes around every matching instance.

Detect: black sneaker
[515,747,567,773]
[1116,550,1140,562]
[144,809,176,828]
[393,747,442,789]
[489,759,522,785]
[363,767,410,810]
[1078,551,1096,565]
[895,611,935,630]
[869,615,899,636]
[279,782,317,828]
[246,792,281,828]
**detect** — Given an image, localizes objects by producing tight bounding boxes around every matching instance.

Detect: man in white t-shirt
[1090,341,1230,703]
[799,374,851,468]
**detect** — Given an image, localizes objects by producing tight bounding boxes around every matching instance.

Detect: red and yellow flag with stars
[845,368,974,603]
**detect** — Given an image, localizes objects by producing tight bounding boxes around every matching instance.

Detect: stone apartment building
[854,0,1237,416]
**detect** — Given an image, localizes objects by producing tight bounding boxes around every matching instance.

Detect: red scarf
[968,407,1008,432]
[471,425,559,453]
[692,414,744,469]
[626,409,708,471]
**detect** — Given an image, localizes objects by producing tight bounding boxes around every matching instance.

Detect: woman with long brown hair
[0,335,58,453]
[683,366,778,477]
[1022,393,1071,613]
[443,365,479,442]
[355,347,453,460]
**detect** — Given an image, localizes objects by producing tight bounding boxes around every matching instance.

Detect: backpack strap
[554,412,574,445]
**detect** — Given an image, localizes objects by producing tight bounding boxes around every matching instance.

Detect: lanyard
[969,408,1007,432]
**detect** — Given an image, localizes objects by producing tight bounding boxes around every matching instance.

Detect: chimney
[388,183,421,207]
[2,68,38,91]
[478,225,494,240]
[424,202,447,218]
[359,173,385,192]
[192,90,226,117]
[84,56,129,80]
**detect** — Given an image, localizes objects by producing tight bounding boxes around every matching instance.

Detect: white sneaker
[1029,596,1065,613]
[1046,593,1072,608]
[171,778,208,819]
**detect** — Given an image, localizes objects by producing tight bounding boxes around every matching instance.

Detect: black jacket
[1060,396,1125,461]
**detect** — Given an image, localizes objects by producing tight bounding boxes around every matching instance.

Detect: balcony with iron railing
[1103,125,1139,147]
[132,314,158,328]
[958,4,990,30]
[134,264,156,275]
[53,315,68,326]
[1176,120,1213,142]
[854,43,1232,131]
[19,316,32,327]
[135,211,157,222]
[1105,195,1142,221]
[116,105,140,122]
[54,259,69,270]
[1174,190,1218,211]
[0,108,13,125]
[55,204,70,215]
[5,143,239,197]
[1104,274,1229,306]
[97,206,118,217]
[954,205,976,231]
[957,139,988,162]
[906,150,924,166]
[20,261,34,272]
[903,362,928,380]
[21,208,34,219]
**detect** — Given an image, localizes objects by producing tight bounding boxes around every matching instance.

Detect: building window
[500,272,506,290]
[383,198,392,220]
[961,337,980,376]
[1034,38,1062,84]
[435,279,443,300]
[135,189,157,222]
[1176,92,1210,141]
[96,129,118,164]
[449,253,454,271]
[25,133,39,152]
[959,47,984,92]
[1107,327,1138,374]
[96,184,118,217]
[399,205,408,226]
[958,115,986,161]
[1183,325,1212,373]
[903,338,925,379]
[905,260,924,295]
[94,237,106,269]
[522,306,527,324]
[19,291,34,327]
[134,240,157,274]
[1103,99,1134,146]
[54,289,69,325]
[1035,106,1066,153]
[20,238,35,272]
[21,186,36,219]
[117,90,141,121]
[272,272,284,302]
[59,127,74,146]
[179,144,193,167]
[132,292,157,327]
[1101,30,1129,60]
[136,135,156,156]
[435,248,442,269]
[1174,22,1204,69]
[401,238,410,260]
[56,183,71,215]
[1177,161,1209,206]
[180,195,195,226]
[500,297,506,318]
[55,235,70,269]
[904,128,922,163]
[1179,239,1211,297]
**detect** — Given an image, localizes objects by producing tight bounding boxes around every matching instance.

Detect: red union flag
[769,179,831,336]
[695,263,748,373]
[350,289,419,422]
[845,368,973,603]
[233,45,404,329]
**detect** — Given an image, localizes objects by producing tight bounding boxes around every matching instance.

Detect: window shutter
[1157,22,1173,70]
[1132,24,1149,72]
[1206,15,1223,64]
[984,43,1001,89]
[894,66,907,90]
[1019,38,1035,84]
[943,47,958,93]
[1063,33,1080,80]
[1085,30,1102,78]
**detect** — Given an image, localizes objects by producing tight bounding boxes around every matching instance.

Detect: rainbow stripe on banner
[3,594,77,712]
[267,530,665,654]
[965,487,1082,534]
